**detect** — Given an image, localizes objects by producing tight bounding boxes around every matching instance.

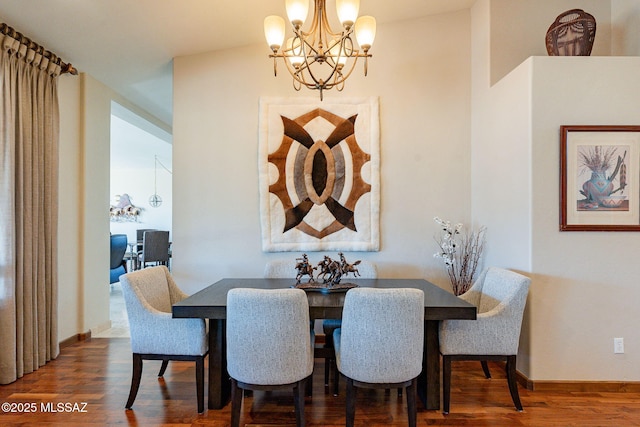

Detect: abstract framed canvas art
[259,97,380,251]
[560,125,640,231]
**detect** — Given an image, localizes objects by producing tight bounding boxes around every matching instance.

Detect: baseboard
[90,320,112,335]
[59,330,92,350]
[513,368,535,390]
[516,368,640,392]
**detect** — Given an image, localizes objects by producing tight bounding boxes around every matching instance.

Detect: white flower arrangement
[433,216,486,296]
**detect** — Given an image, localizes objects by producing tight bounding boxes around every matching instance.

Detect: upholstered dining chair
[119,266,208,413]
[109,234,128,284]
[439,267,531,414]
[226,288,314,427]
[334,288,424,427]
[323,260,377,395]
[264,258,358,394]
[138,230,170,270]
[263,259,295,278]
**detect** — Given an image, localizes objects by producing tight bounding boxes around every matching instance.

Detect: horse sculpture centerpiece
[294,253,361,292]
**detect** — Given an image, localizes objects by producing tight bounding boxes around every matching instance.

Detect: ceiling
[0,0,475,126]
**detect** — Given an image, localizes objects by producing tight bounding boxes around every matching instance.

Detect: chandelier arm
[324,36,344,67]
[277,47,369,91]
[293,38,332,90]
[332,68,346,92]
[279,33,317,89]
[296,30,321,60]
[280,56,319,90]
[321,57,359,90]
[319,0,343,38]
[304,59,330,90]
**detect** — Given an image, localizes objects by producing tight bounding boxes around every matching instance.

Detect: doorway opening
[100,101,172,338]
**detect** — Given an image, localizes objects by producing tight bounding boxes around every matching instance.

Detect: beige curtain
[0,33,60,384]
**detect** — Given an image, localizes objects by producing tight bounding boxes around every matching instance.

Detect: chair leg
[323,326,340,396]
[324,357,331,386]
[442,355,451,414]
[324,332,335,390]
[158,360,169,377]
[333,358,340,396]
[406,378,417,427]
[230,379,243,427]
[195,356,205,413]
[293,379,307,427]
[125,353,143,409]
[305,373,313,397]
[345,378,356,427]
[506,355,523,411]
[481,360,492,378]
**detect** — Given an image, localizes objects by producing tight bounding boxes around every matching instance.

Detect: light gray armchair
[226,288,314,427]
[439,267,531,414]
[334,288,424,427]
[120,266,208,413]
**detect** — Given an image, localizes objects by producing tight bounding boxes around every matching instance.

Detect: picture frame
[560,125,640,231]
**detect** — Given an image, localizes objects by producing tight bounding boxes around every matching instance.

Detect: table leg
[419,320,440,410]
[208,319,230,409]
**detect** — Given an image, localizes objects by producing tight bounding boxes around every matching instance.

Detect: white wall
[172,10,472,294]
[80,74,113,334]
[57,75,82,341]
[473,0,640,381]
[529,56,640,381]
[489,0,611,85]
[109,114,173,245]
[612,0,640,56]
[57,73,173,340]
[471,0,534,375]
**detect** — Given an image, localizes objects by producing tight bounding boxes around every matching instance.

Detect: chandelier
[264,0,376,100]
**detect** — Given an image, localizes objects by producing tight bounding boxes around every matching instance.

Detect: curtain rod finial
[61,63,78,75]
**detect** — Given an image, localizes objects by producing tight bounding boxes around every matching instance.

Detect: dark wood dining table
[172,278,476,411]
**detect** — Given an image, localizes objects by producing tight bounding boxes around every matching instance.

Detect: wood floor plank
[0,338,639,426]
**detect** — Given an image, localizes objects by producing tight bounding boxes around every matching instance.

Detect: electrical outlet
[614,337,624,354]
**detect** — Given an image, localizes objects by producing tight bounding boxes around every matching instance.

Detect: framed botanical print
[560,125,640,231]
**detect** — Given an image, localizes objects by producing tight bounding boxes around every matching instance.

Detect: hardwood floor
[1,337,639,426]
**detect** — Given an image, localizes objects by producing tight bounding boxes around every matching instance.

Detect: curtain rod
[0,23,78,75]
